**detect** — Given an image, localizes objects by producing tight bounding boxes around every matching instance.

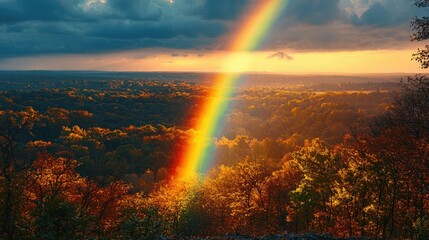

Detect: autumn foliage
[0,73,428,239]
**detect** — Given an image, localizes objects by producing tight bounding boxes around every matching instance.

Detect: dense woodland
[1,72,428,239]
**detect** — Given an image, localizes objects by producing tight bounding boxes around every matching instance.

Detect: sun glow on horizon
[2,48,427,74]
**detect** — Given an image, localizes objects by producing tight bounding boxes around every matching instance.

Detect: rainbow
[177,0,288,178]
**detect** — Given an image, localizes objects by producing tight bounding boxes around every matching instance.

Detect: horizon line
[0,69,425,76]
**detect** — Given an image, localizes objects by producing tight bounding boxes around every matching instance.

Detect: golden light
[220,52,252,73]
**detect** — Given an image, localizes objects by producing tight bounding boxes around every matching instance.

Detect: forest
[1,71,428,239]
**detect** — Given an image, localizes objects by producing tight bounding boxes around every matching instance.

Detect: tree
[0,109,39,240]
[32,197,82,240]
[29,153,131,239]
[395,75,429,138]
[267,159,302,232]
[199,158,273,235]
[290,139,341,233]
[114,193,166,240]
[412,0,429,68]
[147,176,199,236]
[407,1,429,137]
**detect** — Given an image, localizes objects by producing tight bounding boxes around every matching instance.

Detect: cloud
[0,0,83,23]
[347,0,424,27]
[284,0,341,25]
[200,0,249,20]
[267,52,294,61]
[265,21,413,52]
[171,53,188,57]
[0,0,424,58]
[87,19,225,40]
[359,2,391,26]
[0,0,230,57]
[259,0,422,52]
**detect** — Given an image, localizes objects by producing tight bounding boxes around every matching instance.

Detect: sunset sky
[0,0,428,73]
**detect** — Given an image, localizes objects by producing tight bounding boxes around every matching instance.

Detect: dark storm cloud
[267,22,412,52]
[262,0,424,52]
[0,0,232,57]
[0,0,425,58]
[350,0,420,27]
[104,0,164,20]
[200,0,248,20]
[285,0,341,25]
[0,0,77,23]
[87,19,225,40]
[357,2,392,26]
[0,0,163,22]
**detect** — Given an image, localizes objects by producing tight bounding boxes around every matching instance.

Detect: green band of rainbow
[177,0,289,178]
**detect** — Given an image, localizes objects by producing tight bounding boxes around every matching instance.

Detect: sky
[0,0,428,73]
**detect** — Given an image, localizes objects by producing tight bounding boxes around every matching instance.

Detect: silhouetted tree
[412,0,429,68]
[0,109,39,240]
